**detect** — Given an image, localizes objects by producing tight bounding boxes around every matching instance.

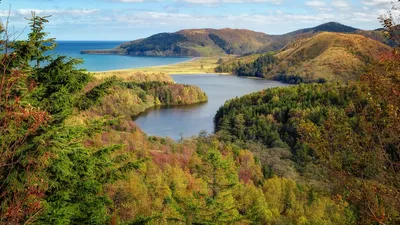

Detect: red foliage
[239,168,252,184]
[0,49,50,224]
[150,146,194,169]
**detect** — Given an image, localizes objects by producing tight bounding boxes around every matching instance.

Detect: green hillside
[214,54,400,223]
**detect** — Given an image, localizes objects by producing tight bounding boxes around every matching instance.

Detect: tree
[0,12,51,225]
[297,5,400,222]
[196,145,241,224]
[1,12,135,224]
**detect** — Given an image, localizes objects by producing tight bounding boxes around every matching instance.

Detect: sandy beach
[92,57,232,79]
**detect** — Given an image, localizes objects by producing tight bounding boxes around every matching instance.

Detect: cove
[134,74,289,139]
[53,41,190,71]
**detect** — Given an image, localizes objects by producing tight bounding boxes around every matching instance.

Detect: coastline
[92,57,233,79]
[91,56,196,73]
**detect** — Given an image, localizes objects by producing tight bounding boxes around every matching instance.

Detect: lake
[52,42,288,139]
[53,41,190,71]
[134,74,288,139]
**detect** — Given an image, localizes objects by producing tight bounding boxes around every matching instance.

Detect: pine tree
[1,12,137,224]
[197,146,241,223]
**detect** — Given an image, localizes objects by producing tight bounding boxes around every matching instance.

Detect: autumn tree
[1,12,135,224]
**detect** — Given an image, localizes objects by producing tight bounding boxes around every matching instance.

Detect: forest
[214,11,400,224]
[0,5,399,225]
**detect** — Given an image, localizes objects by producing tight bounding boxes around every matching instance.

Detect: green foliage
[124,33,188,55]
[273,73,327,84]
[235,53,276,77]
[10,12,55,70]
[78,79,207,121]
[209,33,234,54]
[1,13,137,225]
[37,125,115,224]
[29,56,90,122]
[78,77,117,110]
[215,54,261,73]
[103,133,354,224]
[214,73,400,223]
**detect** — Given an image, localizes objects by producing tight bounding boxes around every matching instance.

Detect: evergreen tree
[198,146,241,224]
[1,13,136,224]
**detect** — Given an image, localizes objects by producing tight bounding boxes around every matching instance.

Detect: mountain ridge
[81,22,390,57]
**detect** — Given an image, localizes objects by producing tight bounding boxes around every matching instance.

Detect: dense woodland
[214,9,400,224]
[215,53,326,83]
[1,4,399,225]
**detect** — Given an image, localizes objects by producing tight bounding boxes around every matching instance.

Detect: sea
[51,41,190,71]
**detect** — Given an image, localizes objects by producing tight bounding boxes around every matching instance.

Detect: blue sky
[0,0,394,40]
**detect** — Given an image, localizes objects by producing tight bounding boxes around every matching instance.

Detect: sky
[0,0,395,40]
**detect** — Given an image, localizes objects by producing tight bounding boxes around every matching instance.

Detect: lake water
[52,42,288,139]
[134,74,288,139]
[52,41,190,71]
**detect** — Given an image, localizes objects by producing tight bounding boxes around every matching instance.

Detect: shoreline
[91,56,197,73]
[93,57,232,79]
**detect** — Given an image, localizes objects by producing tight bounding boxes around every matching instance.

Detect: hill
[257,22,389,53]
[216,32,391,82]
[272,32,391,81]
[82,28,274,57]
[82,22,390,57]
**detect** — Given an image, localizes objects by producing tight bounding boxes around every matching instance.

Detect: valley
[1,4,399,224]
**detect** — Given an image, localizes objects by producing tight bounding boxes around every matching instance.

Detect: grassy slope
[215,32,391,82]
[270,32,391,81]
[257,22,389,54]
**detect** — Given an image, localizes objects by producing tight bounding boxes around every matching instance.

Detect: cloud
[180,0,283,4]
[331,0,350,9]
[110,10,338,29]
[0,10,15,17]
[363,0,392,6]
[16,9,100,16]
[2,0,390,40]
[352,12,377,21]
[305,0,325,7]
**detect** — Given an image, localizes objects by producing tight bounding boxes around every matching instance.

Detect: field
[93,57,232,79]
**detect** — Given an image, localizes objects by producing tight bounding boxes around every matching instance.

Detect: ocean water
[51,41,190,71]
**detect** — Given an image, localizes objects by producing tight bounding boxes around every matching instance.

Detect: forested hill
[214,52,400,223]
[216,32,391,82]
[81,22,389,57]
[81,28,274,57]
